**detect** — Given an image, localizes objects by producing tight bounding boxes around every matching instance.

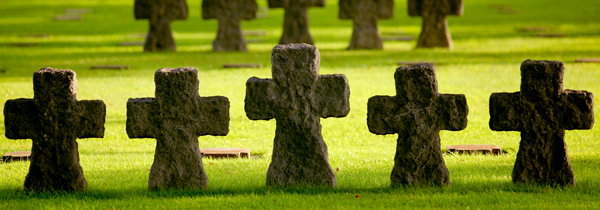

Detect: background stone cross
[408,0,463,50]
[367,64,468,186]
[202,0,258,51]
[135,0,188,52]
[245,43,350,187]
[267,0,325,45]
[4,67,106,192]
[490,60,594,186]
[126,67,230,190]
[339,0,394,49]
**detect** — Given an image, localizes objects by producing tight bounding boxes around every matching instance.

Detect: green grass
[1,0,599,209]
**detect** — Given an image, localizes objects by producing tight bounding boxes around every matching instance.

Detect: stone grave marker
[268,0,325,45]
[517,27,549,32]
[339,0,394,49]
[490,60,595,186]
[135,0,188,52]
[64,9,92,15]
[246,39,264,43]
[202,0,258,52]
[409,0,463,50]
[200,148,250,158]
[446,145,502,155]
[382,36,415,41]
[19,34,52,38]
[7,43,39,47]
[53,15,82,21]
[126,67,230,190]
[245,43,350,187]
[223,63,263,68]
[576,58,600,63]
[2,151,32,162]
[367,63,468,186]
[119,41,145,46]
[3,67,106,192]
[243,30,269,36]
[90,65,130,70]
[533,33,567,38]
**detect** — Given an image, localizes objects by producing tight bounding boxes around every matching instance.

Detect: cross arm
[315,74,350,118]
[489,92,523,131]
[134,0,152,20]
[201,0,218,19]
[407,0,422,17]
[338,0,353,19]
[408,0,463,17]
[196,96,230,136]
[135,0,188,20]
[436,94,468,131]
[561,90,594,130]
[3,99,37,139]
[245,77,276,120]
[77,100,106,138]
[378,0,394,19]
[443,0,464,16]
[367,96,397,135]
[126,98,157,138]
[241,0,258,20]
[268,0,325,8]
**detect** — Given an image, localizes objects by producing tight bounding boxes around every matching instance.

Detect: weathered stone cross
[126,67,230,190]
[490,60,594,186]
[134,0,188,52]
[245,43,350,187]
[339,0,394,49]
[408,0,463,50]
[202,0,258,51]
[267,0,325,45]
[4,67,106,192]
[367,64,468,186]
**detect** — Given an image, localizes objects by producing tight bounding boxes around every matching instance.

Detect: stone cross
[245,43,350,187]
[202,0,258,51]
[134,0,188,52]
[126,67,230,190]
[490,60,594,186]
[367,63,468,186]
[268,0,325,45]
[3,67,106,192]
[408,0,463,50]
[339,0,394,49]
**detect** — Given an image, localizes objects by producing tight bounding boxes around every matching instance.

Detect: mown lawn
[0,0,599,209]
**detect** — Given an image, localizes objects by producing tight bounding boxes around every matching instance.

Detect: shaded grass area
[1,0,600,209]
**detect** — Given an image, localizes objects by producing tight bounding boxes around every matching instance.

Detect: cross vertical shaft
[490,60,594,186]
[367,64,468,186]
[245,44,350,187]
[202,0,258,51]
[126,67,230,190]
[339,0,394,49]
[4,67,106,192]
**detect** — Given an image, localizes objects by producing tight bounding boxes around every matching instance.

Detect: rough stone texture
[126,67,229,191]
[202,0,258,52]
[245,44,350,187]
[339,0,394,49]
[268,0,325,45]
[489,60,595,186]
[3,67,106,192]
[367,64,468,186]
[408,0,463,50]
[135,0,188,52]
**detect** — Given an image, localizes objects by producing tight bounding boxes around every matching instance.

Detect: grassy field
[1,0,599,209]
